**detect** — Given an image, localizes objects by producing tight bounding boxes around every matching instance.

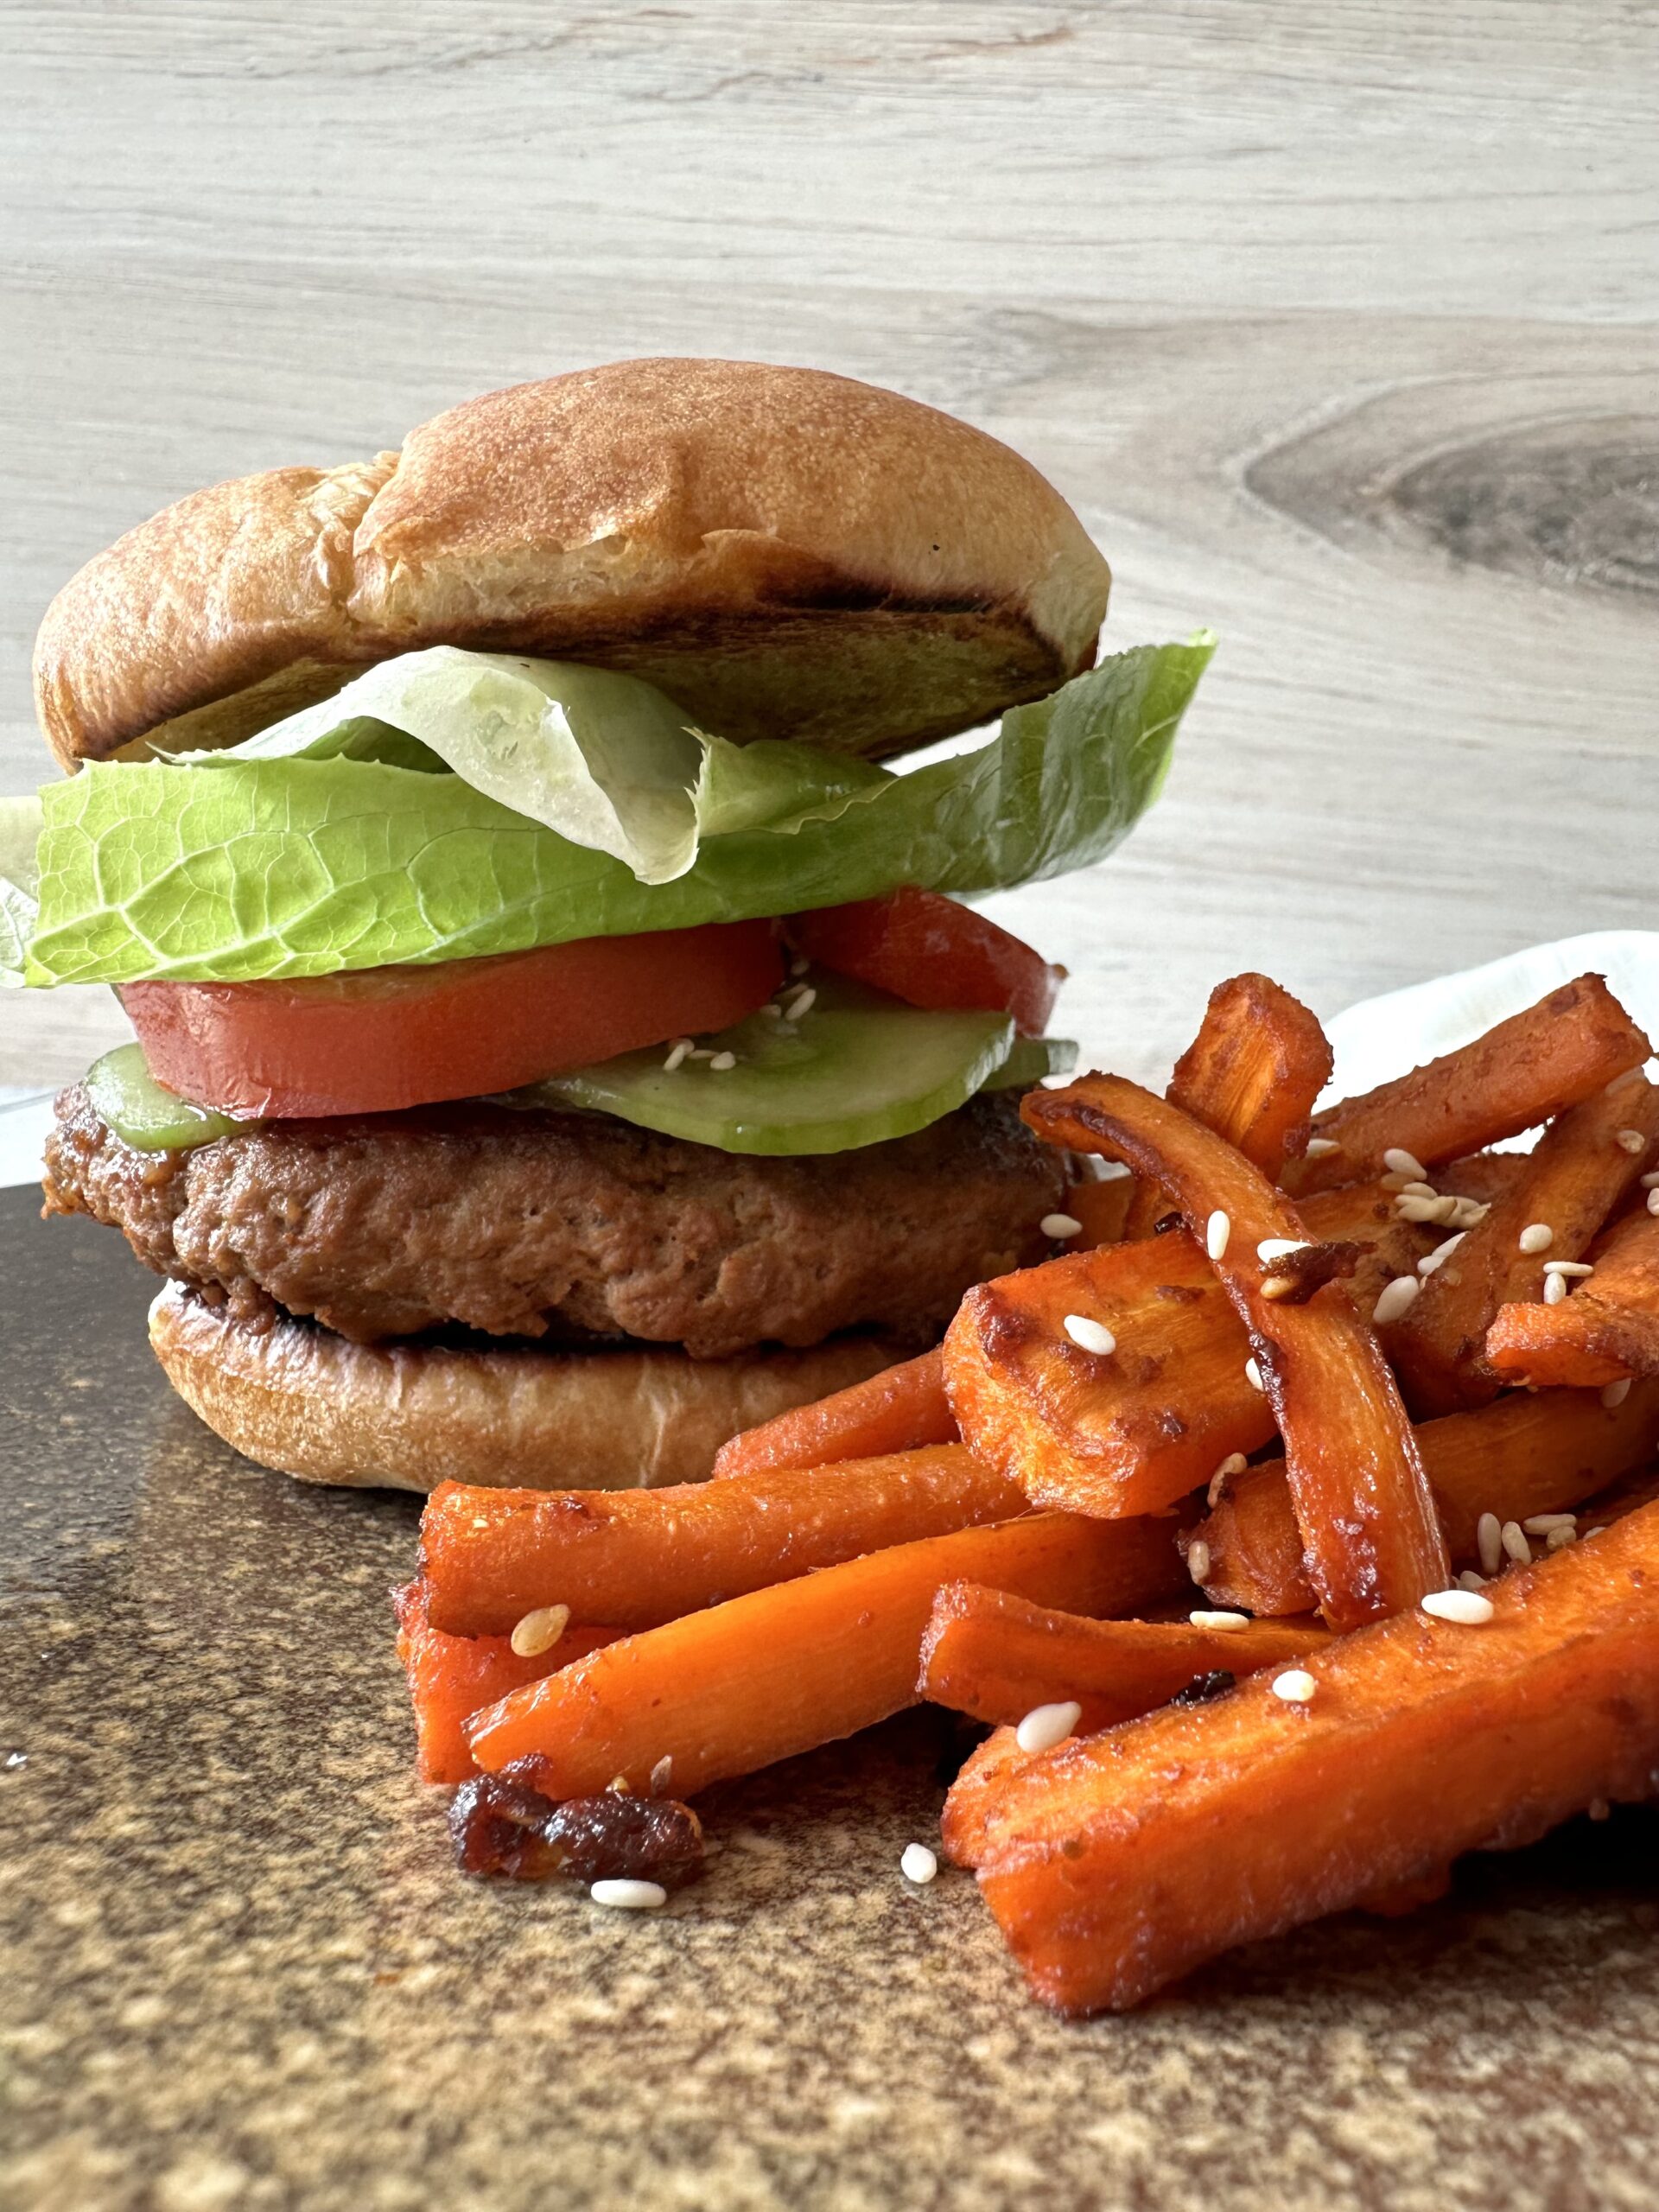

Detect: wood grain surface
[4,1,1656,1090]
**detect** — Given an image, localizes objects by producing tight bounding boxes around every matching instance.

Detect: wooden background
[4,0,1656,1090]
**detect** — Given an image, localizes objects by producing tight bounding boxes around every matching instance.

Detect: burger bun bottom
[149,1282,901,1493]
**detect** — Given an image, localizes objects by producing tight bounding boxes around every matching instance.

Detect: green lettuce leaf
[183,646,887,885]
[0,794,42,988]
[27,634,1214,986]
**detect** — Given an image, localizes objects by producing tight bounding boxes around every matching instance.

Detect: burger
[10,358,1211,1491]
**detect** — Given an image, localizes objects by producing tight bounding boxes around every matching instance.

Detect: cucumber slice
[986,1034,1077,1090]
[519,992,1023,1155]
[85,1042,258,1154]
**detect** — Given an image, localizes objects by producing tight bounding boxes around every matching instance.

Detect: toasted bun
[148,1282,899,1492]
[35,359,1109,772]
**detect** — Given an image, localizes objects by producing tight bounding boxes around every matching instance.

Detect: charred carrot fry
[949,1501,1659,2014]
[1122,973,1332,1237]
[711,1349,956,1479]
[393,1582,621,1785]
[1287,975,1651,1197]
[945,1178,1439,1522]
[421,1446,1026,1637]
[1024,1076,1450,1626]
[1390,1078,1659,1414]
[1058,1172,1136,1250]
[1196,1378,1659,1615]
[465,1511,1187,1798]
[1485,1203,1659,1388]
[918,1581,1329,1732]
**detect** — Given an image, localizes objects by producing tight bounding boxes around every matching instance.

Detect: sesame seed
[1396,1195,1451,1224]
[757,1001,784,1019]
[1305,1136,1342,1159]
[1602,1378,1633,1408]
[1585,1525,1608,1538]
[1421,1588,1495,1624]
[1542,1260,1593,1278]
[1616,1128,1648,1154]
[1546,1525,1579,1551]
[1207,1452,1248,1506]
[1096,1159,1134,1181]
[1015,1700,1082,1754]
[1190,1609,1250,1632]
[1040,1211,1083,1239]
[649,1754,674,1796]
[1518,1223,1554,1254]
[1418,1231,1467,1276]
[1186,1540,1212,1585]
[1271,1669,1317,1704]
[1206,1210,1231,1261]
[1257,1237,1308,1263]
[1605,1067,1644,1095]
[708,1051,737,1072]
[1587,1797,1611,1821]
[1063,1313,1116,1356]
[509,1603,571,1658]
[785,985,817,1020]
[689,1046,715,1061]
[1383,1147,1428,1180]
[1398,1181,1440,1201]
[900,1842,938,1885]
[1260,1275,1298,1301]
[1477,1511,1503,1577]
[1501,1520,1532,1567]
[790,954,810,977]
[1457,1570,1489,1592]
[1649,1189,1659,1217]
[662,1039,693,1071]
[1244,1357,1265,1393]
[1372,1274,1421,1325]
[1447,1198,1490,1229]
[1641,1171,1659,1190]
[1522,1512,1576,1534]
[1543,1273,1568,1306]
[590,1879,667,1910]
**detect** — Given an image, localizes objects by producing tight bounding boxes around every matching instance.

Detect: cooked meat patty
[44,1086,1064,1359]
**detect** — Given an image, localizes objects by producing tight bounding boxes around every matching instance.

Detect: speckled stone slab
[3,1186,1658,2212]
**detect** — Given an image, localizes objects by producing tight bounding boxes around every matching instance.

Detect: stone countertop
[4,1185,1658,2212]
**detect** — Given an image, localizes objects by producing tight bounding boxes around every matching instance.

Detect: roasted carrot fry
[1287,975,1652,1196]
[950,1502,1659,2013]
[421,1446,1026,1637]
[465,1511,1189,1798]
[711,1349,957,1479]
[918,1580,1329,1731]
[393,1582,621,1785]
[1058,1171,1135,1250]
[1023,1077,1449,1626]
[946,1178,1440,1521]
[1196,1378,1659,1614]
[1122,973,1332,1236]
[1390,1078,1659,1414]
[1485,1203,1659,1388]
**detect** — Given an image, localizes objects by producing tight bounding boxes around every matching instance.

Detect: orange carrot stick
[1287,974,1651,1196]
[393,1582,621,1785]
[1485,1204,1659,1389]
[1389,1077,1659,1414]
[1023,1076,1449,1627]
[465,1511,1188,1799]
[951,1502,1659,2013]
[711,1349,956,1479]
[420,1445,1025,1637]
[1122,972,1332,1236]
[1195,1378,1659,1615]
[944,1177,1438,1522]
[918,1581,1328,1732]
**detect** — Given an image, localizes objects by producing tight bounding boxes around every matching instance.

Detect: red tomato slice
[122,921,783,1119]
[785,889,1064,1036]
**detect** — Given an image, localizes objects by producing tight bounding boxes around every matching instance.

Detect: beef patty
[44,1086,1064,1359]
